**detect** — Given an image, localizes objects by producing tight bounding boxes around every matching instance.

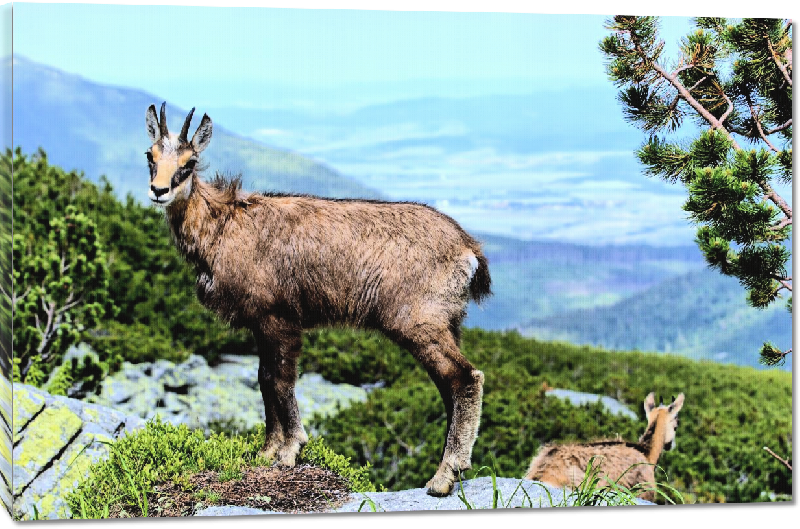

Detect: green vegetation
[66,418,375,518]
[11,205,115,381]
[304,327,792,504]
[600,17,792,365]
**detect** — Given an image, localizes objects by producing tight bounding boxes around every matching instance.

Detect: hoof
[269,440,302,468]
[425,473,455,497]
[258,441,281,462]
[272,453,298,468]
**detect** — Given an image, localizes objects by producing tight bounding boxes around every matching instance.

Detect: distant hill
[520,267,793,370]
[207,88,646,157]
[465,233,708,330]
[6,55,381,203]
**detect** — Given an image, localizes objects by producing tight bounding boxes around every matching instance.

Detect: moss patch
[13,405,82,495]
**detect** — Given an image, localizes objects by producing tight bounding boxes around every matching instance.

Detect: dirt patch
[110,464,353,517]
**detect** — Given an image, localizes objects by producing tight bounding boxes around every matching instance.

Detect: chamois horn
[159,101,169,138]
[179,107,195,144]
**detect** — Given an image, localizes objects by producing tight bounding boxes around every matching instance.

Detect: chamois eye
[183,159,197,172]
[145,152,154,165]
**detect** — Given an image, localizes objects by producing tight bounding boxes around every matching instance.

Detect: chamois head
[145,102,213,205]
[643,392,685,450]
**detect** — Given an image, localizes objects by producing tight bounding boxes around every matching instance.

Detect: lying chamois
[525,392,685,501]
[144,103,491,496]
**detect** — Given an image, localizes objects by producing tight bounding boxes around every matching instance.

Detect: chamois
[144,103,491,496]
[524,392,685,501]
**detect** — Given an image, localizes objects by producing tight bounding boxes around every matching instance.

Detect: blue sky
[13,1,704,112]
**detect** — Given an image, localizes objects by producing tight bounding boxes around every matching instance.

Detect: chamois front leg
[255,324,308,467]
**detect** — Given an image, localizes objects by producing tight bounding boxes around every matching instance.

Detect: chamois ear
[643,392,657,417]
[668,393,685,415]
[191,113,213,152]
[146,104,161,143]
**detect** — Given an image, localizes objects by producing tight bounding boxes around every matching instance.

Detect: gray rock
[9,376,651,521]
[546,389,638,420]
[191,477,652,516]
[195,506,286,517]
[86,355,366,436]
[12,384,146,520]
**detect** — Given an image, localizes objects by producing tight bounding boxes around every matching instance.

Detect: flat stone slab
[192,477,653,516]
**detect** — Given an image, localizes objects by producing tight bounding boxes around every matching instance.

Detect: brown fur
[524,392,685,502]
[145,104,492,496]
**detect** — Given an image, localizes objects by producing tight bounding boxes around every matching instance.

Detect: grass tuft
[66,418,374,518]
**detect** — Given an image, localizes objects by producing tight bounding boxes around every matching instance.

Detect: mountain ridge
[7,54,382,203]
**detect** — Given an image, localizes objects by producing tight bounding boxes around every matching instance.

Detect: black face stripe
[146,151,156,181]
[172,161,196,187]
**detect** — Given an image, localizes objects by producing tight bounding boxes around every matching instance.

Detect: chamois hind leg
[406,325,484,497]
[255,323,308,467]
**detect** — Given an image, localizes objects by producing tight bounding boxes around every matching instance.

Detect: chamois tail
[470,253,492,304]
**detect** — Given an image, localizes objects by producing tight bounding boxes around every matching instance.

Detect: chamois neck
[164,175,227,269]
[638,412,667,464]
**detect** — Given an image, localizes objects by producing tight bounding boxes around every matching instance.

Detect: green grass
[66,418,375,519]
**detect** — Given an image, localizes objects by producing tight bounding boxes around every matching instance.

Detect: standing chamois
[144,103,491,496]
[524,392,685,501]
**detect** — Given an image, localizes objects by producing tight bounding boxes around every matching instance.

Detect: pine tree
[8,204,116,382]
[600,17,792,366]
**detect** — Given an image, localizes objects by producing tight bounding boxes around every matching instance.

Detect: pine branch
[762,186,793,220]
[763,446,792,471]
[776,277,792,292]
[55,293,84,316]
[746,96,780,153]
[765,118,792,135]
[719,91,735,126]
[769,216,792,231]
[650,60,742,149]
[36,300,57,356]
[686,75,709,92]
[767,37,793,87]
[0,283,31,306]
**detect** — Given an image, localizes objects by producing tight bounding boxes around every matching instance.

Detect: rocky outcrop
[87,354,368,434]
[12,384,145,520]
[8,353,367,520]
